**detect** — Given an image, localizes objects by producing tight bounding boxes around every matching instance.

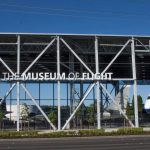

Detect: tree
[75,108,82,129]
[126,102,134,117]
[137,95,143,113]
[74,99,84,129]
[48,111,57,126]
[87,104,95,128]
[20,103,29,120]
[0,100,6,129]
[132,95,143,117]
[0,112,5,129]
[20,103,29,130]
[132,95,143,112]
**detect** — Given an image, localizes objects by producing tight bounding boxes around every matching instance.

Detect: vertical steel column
[25,82,27,100]
[105,83,109,107]
[80,60,84,127]
[53,81,55,108]
[131,37,139,128]
[93,86,96,117]
[39,82,40,105]
[100,86,103,118]
[10,83,12,121]
[67,83,69,111]
[95,37,101,129]
[57,36,61,130]
[16,35,20,131]
[80,81,84,127]
[69,52,75,128]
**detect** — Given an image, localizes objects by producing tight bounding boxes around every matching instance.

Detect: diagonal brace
[22,38,56,75]
[62,83,96,130]
[21,83,57,130]
[0,58,16,76]
[61,38,93,75]
[101,39,131,74]
[0,83,16,104]
[100,83,134,127]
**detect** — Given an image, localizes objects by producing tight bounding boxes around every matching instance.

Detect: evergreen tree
[87,104,94,128]
[48,111,57,125]
[126,102,134,117]
[126,95,143,118]
[0,112,5,129]
[132,95,143,113]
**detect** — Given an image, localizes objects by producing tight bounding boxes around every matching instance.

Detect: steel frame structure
[0,33,150,131]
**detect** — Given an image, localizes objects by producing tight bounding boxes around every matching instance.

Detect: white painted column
[57,36,61,130]
[131,37,139,128]
[17,35,20,131]
[95,37,101,129]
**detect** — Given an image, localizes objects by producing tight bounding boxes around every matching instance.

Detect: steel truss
[0,33,150,131]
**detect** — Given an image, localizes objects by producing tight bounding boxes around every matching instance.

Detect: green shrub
[0,131,38,138]
[78,129,105,136]
[0,128,146,138]
[67,131,77,136]
[117,128,143,135]
[41,131,68,138]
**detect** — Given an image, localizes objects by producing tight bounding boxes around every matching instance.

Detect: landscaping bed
[0,128,149,138]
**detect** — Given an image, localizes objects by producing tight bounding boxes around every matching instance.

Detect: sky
[0,0,150,104]
[0,0,150,35]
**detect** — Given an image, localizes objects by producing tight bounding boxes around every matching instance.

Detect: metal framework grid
[0,33,150,131]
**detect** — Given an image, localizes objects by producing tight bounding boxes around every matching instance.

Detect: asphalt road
[0,135,150,150]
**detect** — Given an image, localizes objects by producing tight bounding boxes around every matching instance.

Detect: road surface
[0,135,150,150]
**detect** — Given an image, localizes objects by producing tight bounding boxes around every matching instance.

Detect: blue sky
[0,0,150,103]
[0,0,150,35]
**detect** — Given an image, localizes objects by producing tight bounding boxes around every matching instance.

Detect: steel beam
[0,58,15,76]
[135,38,149,50]
[60,38,93,75]
[135,50,150,52]
[100,83,134,127]
[0,83,16,104]
[21,84,56,130]
[131,38,139,128]
[57,36,61,130]
[112,78,133,81]
[61,37,133,129]
[16,35,20,131]
[80,57,84,128]
[62,83,95,130]
[69,53,75,128]
[101,40,131,74]
[22,38,56,75]
[95,37,101,129]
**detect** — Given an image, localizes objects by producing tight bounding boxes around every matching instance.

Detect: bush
[117,128,143,135]
[0,128,146,138]
[43,131,68,137]
[0,131,38,138]
[41,131,78,138]
[78,129,105,136]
